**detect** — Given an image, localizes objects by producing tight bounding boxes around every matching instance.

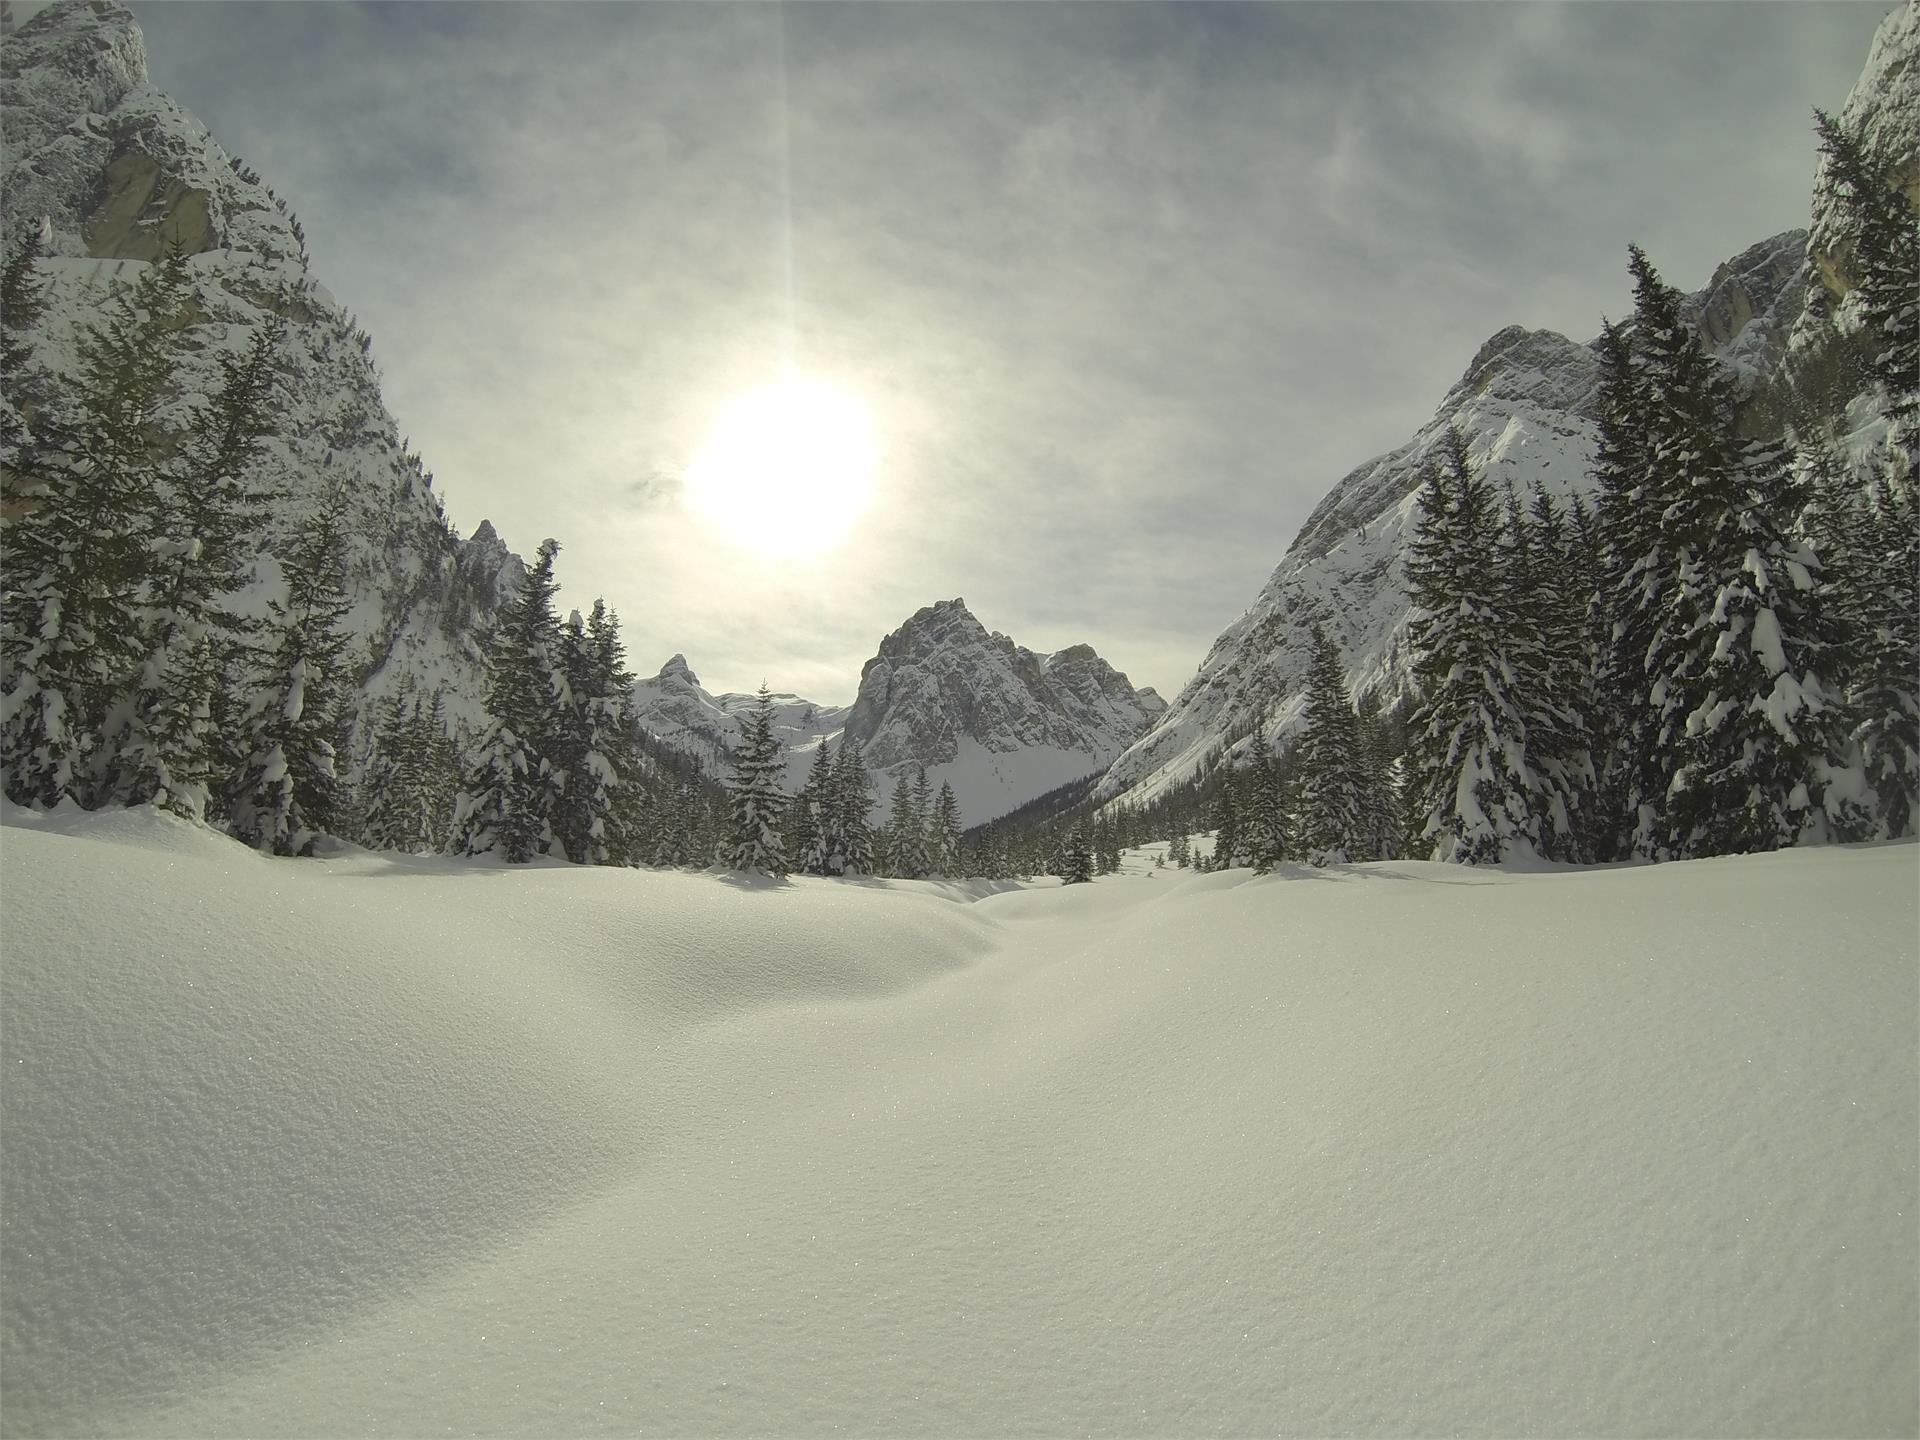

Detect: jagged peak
[656,654,699,686]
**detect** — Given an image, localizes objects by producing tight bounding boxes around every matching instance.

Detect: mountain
[844,598,1164,825]
[1100,5,1916,810]
[633,599,1163,826]
[0,0,518,747]
[629,655,849,792]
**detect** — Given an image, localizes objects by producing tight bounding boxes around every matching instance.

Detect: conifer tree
[450,538,566,861]
[884,773,922,878]
[1622,249,1848,856]
[1296,626,1367,864]
[100,316,285,818]
[930,781,963,876]
[1060,824,1094,884]
[1510,484,1595,859]
[1239,727,1285,872]
[2,249,195,808]
[725,684,787,875]
[225,488,355,856]
[1850,475,1919,837]
[584,602,647,865]
[1403,427,1541,863]
[1813,108,1919,457]
[833,738,874,875]
[795,741,836,875]
[1590,316,1663,860]
[1353,690,1401,861]
[1209,765,1240,871]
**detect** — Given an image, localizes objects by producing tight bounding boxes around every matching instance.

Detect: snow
[2,804,1914,1437]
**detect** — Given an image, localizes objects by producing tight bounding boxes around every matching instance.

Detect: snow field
[1,805,1915,1436]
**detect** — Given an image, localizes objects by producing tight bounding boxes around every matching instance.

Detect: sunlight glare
[683,378,878,554]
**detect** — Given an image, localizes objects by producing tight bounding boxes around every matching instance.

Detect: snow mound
[2,805,1914,1437]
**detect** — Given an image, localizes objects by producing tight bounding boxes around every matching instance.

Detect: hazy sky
[126,0,1884,702]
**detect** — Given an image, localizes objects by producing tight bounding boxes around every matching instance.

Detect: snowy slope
[0,0,522,748]
[3,804,1914,1437]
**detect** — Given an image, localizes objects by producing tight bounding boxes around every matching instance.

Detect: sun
[683,377,878,554]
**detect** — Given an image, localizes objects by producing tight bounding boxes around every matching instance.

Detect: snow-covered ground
[2,805,1914,1437]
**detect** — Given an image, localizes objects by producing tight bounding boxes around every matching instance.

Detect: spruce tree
[1296,626,1367,865]
[225,488,355,856]
[1209,765,1240,870]
[1404,427,1541,863]
[101,316,285,818]
[1850,475,1919,837]
[1813,108,1919,457]
[833,738,875,875]
[584,602,646,865]
[1060,824,1094,884]
[1239,727,1285,872]
[1624,249,1849,856]
[930,780,963,877]
[795,741,836,875]
[884,773,922,878]
[2,249,195,808]
[725,685,788,875]
[450,538,566,862]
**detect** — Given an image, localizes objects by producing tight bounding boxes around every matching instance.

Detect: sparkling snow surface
[2,807,1914,1437]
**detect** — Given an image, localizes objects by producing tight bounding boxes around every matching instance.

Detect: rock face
[1098,229,1808,807]
[845,599,1164,823]
[1,0,517,747]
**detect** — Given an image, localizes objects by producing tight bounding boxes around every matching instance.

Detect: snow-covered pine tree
[357,690,413,850]
[1813,108,1919,461]
[833,738,874,876]
[2,247,195,809]
[224,487,354,856]
[450,538,566,862]
[883,773,921,878]
[795,741,835,875]
[930,781,963,877]
[1295,625,1367,865]
[1849,474,1919,837]
[725,684,787,875]
[584,602,647,865]
[1404,426,1540,863]
[100,316,285,819]
[1060,824,1094,884]
[1590,315,1663,860]
[1209,764,1240,870]
[1508,484,1596,860]
[1353,689,1401,861]
[901,765,933,877]
[1623,248,1849,856]
[1239,727,1285,872]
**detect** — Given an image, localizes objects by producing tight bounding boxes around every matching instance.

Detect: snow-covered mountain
[1099,5,1916,810]
[0,0,519,743]
[844,598,1164,824]
[634,599,1164,826]
[629,655,849,791]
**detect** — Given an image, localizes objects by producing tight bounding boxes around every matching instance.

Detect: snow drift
[1,806,1914,1436]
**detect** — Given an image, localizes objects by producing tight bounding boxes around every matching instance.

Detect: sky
[120,0,1886,703]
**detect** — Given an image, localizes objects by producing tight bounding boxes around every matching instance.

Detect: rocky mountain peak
[656,654,699,686]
